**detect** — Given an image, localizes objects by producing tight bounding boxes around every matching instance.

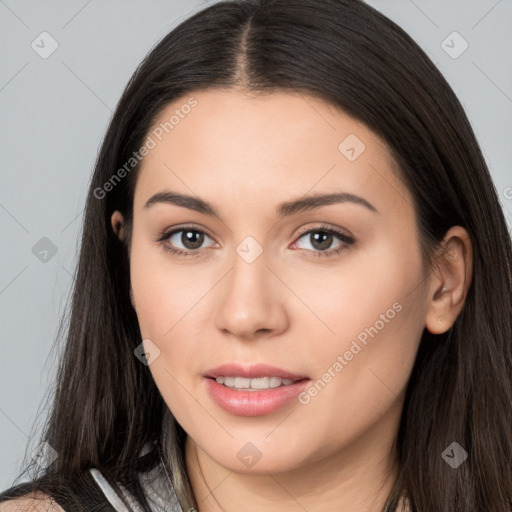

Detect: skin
[111,89,472,512]
[0,493,64,511]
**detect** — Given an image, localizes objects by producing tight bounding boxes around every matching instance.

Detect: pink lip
[203,364,310,417]
[204,363,308,381]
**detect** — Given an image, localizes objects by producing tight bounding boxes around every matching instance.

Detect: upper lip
[204,363,309,381]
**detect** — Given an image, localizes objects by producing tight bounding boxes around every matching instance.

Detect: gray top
[89,447,183,512]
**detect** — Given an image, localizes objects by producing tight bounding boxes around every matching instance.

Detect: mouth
[203,363,311,416]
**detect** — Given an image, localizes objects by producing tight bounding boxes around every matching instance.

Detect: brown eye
[293,226,355,257]
[157,226,216,257]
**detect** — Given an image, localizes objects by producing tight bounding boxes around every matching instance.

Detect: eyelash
[157,223,355,259]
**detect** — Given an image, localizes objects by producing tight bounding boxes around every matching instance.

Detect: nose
[214,244,289,341]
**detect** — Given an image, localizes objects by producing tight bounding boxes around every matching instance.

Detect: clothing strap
[89,461,183,512]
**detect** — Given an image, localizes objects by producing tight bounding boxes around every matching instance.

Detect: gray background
[1,0,511,489]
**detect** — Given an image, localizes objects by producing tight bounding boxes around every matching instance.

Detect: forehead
[133,88,412,219]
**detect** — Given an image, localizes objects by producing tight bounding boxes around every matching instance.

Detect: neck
[184,402,403,512]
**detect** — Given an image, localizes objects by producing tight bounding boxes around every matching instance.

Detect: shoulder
[0,470,114,511]
[0,493,64,511]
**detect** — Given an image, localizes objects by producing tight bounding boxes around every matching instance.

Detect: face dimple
[128,88,427,478]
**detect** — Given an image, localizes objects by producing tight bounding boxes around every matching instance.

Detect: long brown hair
[2,0,511,510]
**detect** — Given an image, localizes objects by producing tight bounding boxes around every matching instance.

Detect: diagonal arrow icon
[441,441,468,468]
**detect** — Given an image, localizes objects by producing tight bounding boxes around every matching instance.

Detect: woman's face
[119,89,432,473]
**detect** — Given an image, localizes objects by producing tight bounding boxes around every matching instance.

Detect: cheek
[129,233,209,339]
[281,230,423,349]
[291,248,426,445]
[129,240,224,404]
[295,294,424,461]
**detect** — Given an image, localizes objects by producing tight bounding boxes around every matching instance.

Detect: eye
[157,225,217,257]
[292,224,355,257]
[157,224,355,259]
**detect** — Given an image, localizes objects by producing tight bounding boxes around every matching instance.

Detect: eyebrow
[143,190,378,218]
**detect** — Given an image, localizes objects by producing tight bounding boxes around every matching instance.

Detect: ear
[111,210,125,241]
[110,210,135,309]
[425,226,473,334]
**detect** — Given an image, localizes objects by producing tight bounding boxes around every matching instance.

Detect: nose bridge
[214,233,286,337]
[227,235,270,308]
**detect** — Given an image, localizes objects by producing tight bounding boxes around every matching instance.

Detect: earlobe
[424,226,473,335]
[111,210,125,241]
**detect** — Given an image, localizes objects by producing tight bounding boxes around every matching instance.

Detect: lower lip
[204,378,310,416]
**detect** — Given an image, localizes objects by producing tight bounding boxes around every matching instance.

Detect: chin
[197,437,314,475]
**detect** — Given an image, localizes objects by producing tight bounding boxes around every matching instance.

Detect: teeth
[215,376,295,390]
[269,377,282,388]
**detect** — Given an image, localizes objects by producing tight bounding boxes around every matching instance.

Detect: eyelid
[157,223,215,241]
[294,223,353,240]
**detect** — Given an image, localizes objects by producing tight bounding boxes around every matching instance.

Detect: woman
[1,0,511,510]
